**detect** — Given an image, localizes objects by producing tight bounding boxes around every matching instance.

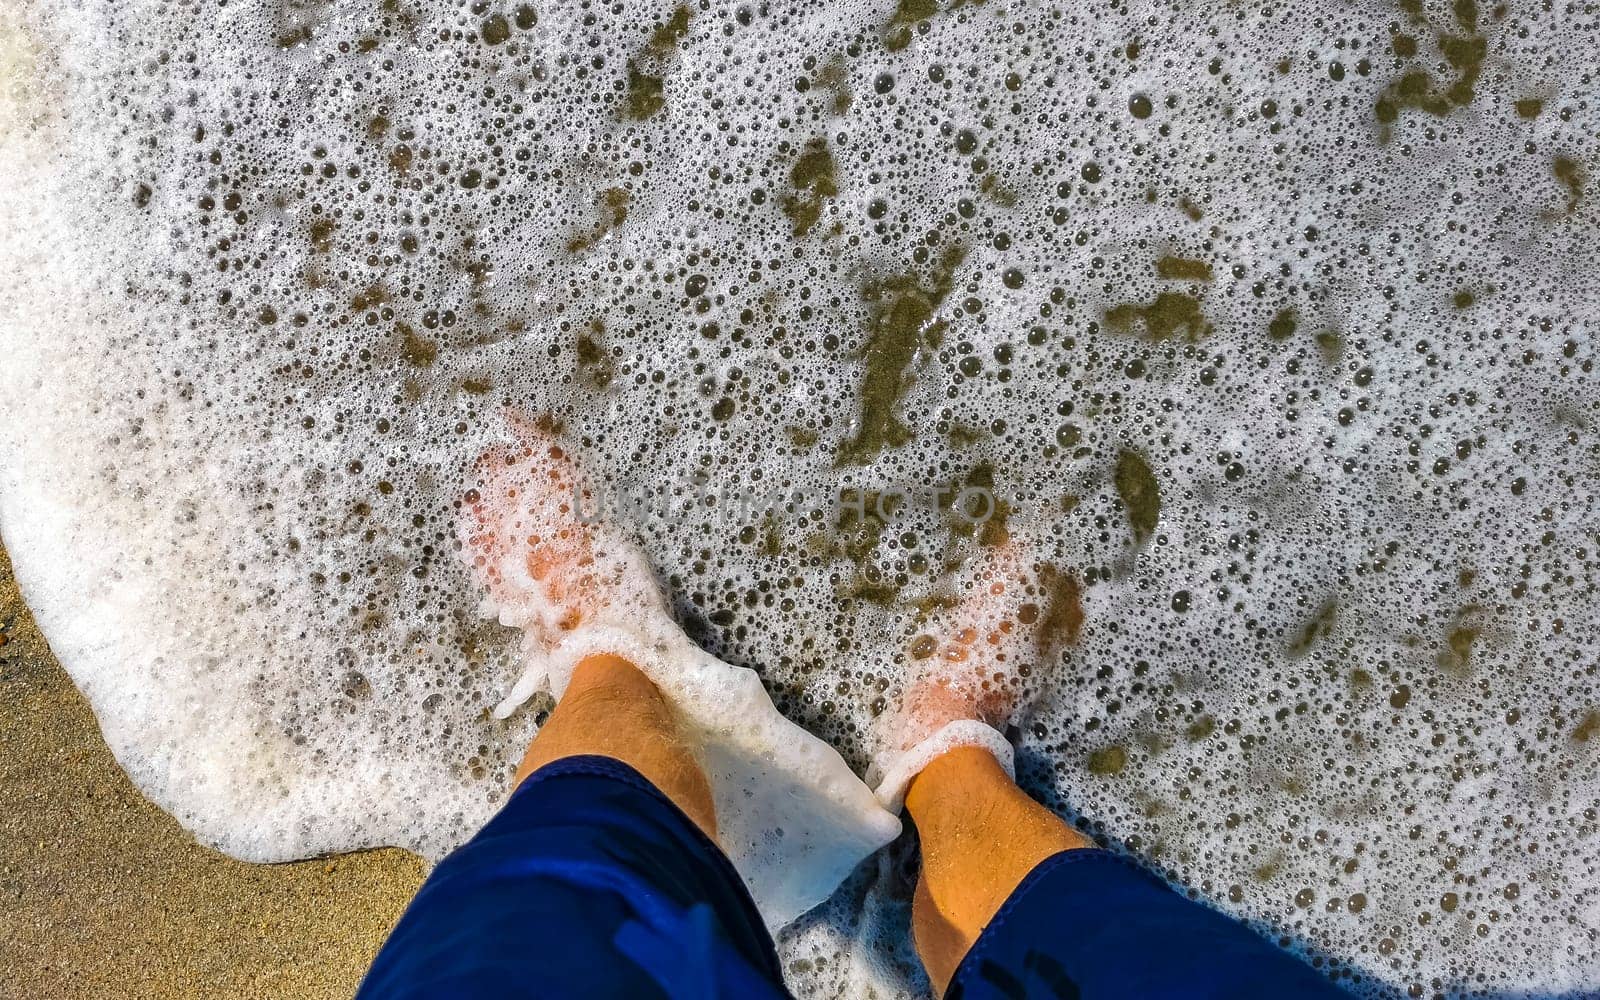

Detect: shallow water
[0,0,1597,996]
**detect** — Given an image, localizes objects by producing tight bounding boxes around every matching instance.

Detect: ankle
[904,746,1020,830]
[515,652,718,838]
[565,652,661,703]
[906,746,1092,990]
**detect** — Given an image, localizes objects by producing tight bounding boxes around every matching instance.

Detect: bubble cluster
[0,0,1597,995]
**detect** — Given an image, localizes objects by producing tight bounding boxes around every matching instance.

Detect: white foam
[2,0,1599,995]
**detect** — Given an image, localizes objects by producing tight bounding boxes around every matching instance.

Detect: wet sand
[0,543,425,999]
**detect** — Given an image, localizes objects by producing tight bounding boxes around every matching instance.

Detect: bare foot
[882,543,1093,991]
[458,411,667,711]
[868,541,1053,808]
[880,542,1038,743]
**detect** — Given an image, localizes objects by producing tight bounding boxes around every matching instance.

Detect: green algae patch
[841,575,903,606]
[621,7,692,121]
[786,426,819,448]
[1440,33,1487,79]
[1374,0,1486,128]
[575,321,614,388]
[396,322,438,368]
[1155,256,1213,281]
[782,139,838,237]
[883,0,938,51]
[1114,449,1161,544]
[945,462,1010,546]
[978,173,1018,207]
[882,0,985,51]
[1376,69,1455,122]
[1268,308,1298,341]
[352,283,390,312]
[648,5,692,53]
[1553,155,1585,212]
[1575,711,1600,743]
[624,63,666,120]
[1035,563,1084,653]
[1437,624,1479,675]
[1104,292,1209,341]
[275,25,314,49]
[308,217,335,254]
[944,421,986,447]
[834,488,899,566]
[1286,600,1338,657]
[1088,745,1128,775]
[758,513,782,557]
[1514,98,1544,119]
[1186,715,1216,741]
[1315,330,1344,364]
[568,187,631,253]
[838,245,966,464]
[814,55,853,115]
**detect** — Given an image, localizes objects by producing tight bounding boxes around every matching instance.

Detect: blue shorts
[358,755,1343,999]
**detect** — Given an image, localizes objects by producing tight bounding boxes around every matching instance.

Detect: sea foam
[1,0,1598,995]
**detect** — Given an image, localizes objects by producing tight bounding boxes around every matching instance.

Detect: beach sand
[0,542,425,999]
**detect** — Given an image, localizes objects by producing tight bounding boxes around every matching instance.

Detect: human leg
[905,746,1091,994]
[874,548,1343,999]
[515,650,716,837]
[456,413,897,924]
[862,543,1092,992]
[358,426,788,998]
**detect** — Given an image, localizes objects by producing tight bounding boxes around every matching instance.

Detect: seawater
[0,0,1597,996]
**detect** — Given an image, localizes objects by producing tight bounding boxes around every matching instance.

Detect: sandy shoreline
[0,542,425,998]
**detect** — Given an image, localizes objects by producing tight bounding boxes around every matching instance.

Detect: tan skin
[515,651,1089,995]
[514,652,719,839]
[904,746,1093,994]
